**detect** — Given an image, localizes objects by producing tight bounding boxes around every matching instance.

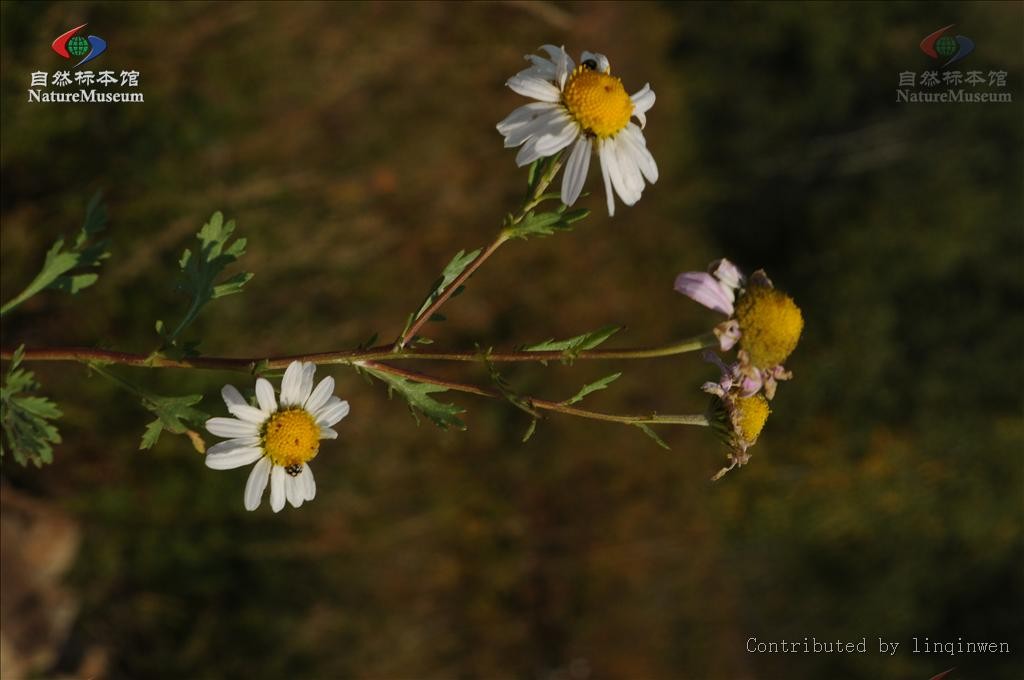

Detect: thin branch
[358,360,710,427]
[397,232,508,348]
[0,332,718,373]
[395,152,565,348]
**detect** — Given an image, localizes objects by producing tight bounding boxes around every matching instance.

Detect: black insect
[582,59,598,71]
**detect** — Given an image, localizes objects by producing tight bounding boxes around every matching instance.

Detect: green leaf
[413,248,481,319]
[0,192,110,316]
[138,392,207,450]
[522,418,538,443]
[502,207,589,241]
[158,211,252,349]
[521,325,622,354]
[636,423,671,450]
[1,346,63,466]
[563,372,622,405]
[363,366,465,430]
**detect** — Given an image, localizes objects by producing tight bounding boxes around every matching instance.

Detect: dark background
[1,2,1021,678]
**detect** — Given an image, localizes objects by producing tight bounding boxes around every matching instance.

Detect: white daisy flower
[496,45,658,216]
[204,360,349,512]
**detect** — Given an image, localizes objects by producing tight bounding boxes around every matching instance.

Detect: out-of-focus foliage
[0,192,108,316]
[1,346,62,466]
[156,211,252,355]
[1,2,1021,679]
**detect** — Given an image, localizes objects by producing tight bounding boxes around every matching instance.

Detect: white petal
[228,403,269,425]
[561,136,592,206]
[285,474,304,508]
[613,137,645,201]
[519,54,556,81]
[315,399,350,427]
[221,385,246,410]
[300,464,316,501]
[305,376,335,413]
[630,83,656,115]
[553,44,570,89]
[279,361,305,406]
[205,446,263,470]
[599,139,616,217]
[497,101,557,135]
[506,74,561,102]
[270,466,286,513]
[207,436,261,456]
[622,124,659,183]
[539,44,566,62]
[532,120,579,158]
[603,137,640,206]
[206,417,259,438]
[319,426,338,440]
[501,106,562,148]
[296,363,316,406]
[515,138,545,167]
[514,116,576,166]
[255,378,277,413]
[244,456,272,511]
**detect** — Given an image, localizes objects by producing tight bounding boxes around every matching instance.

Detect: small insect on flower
[204,361,349,512]
[675,258,803,399]
[496,45,658,216]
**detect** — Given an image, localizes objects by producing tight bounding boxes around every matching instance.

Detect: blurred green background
[1,1,1022,678]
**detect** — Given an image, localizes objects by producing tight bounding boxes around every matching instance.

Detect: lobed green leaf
[1,346,63,466]
[363,366,466,430]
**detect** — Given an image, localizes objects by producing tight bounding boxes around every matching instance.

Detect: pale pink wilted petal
[710,258,744,290]
[675,272,736,316]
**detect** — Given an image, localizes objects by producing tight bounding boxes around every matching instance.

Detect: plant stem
[359,360,709,427]
[396,152,566,348]
[0,332,718,372]
[397,232,509,349]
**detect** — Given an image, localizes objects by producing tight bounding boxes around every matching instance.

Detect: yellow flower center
[262,409,320,471]
[734,395,770,444]
[735,285,804,368]
[562,66,633,138]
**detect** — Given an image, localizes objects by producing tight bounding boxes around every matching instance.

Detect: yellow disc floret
[734,285,804,368]
[263,409,320,471]
[734,395,770,444]
[562,65,633,138]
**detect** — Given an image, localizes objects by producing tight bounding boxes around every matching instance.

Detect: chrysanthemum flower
[496,45,658,216]
[707,390,770,481]
[675,258,803,399]
[204,361,349,512]
[703,353,771,480]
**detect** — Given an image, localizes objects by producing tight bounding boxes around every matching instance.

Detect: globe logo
[920,25,975,67]
[934,35,958,58]
[50,24,107,67]
[66,35,90,57]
